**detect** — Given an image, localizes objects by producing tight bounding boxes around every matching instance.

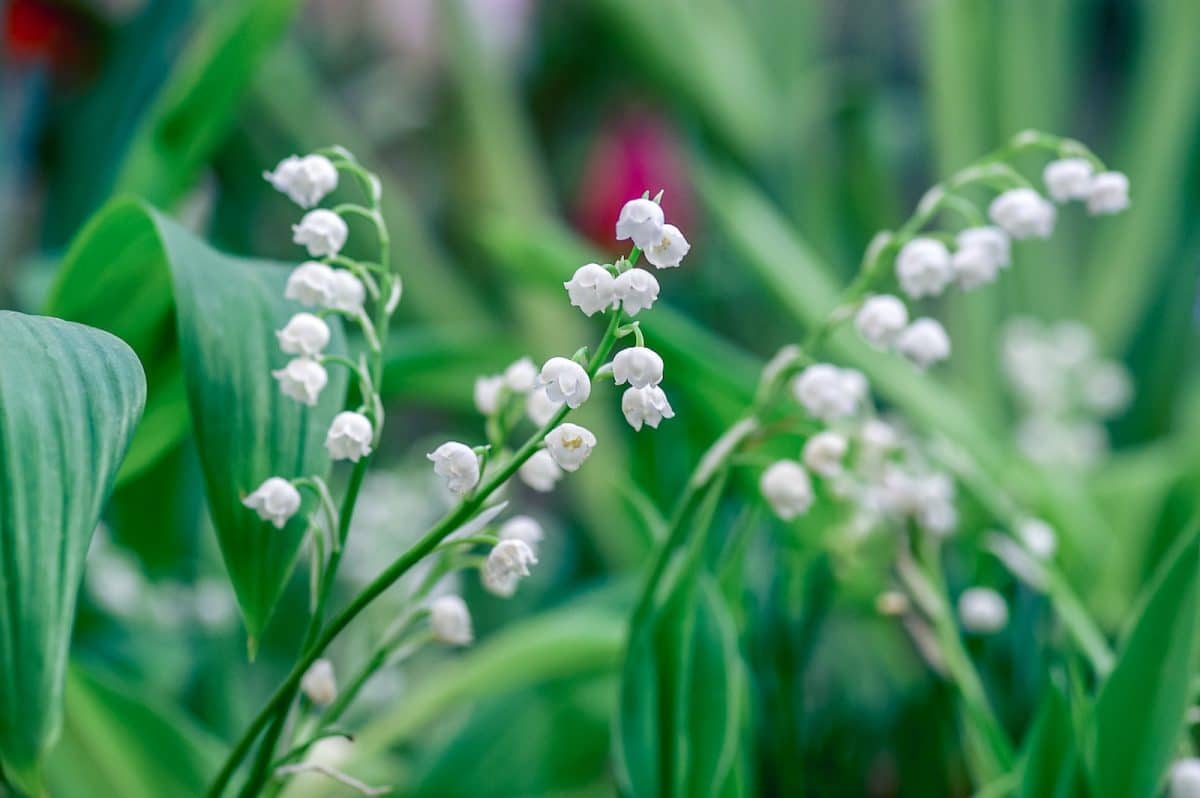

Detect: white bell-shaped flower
[1086,171,1130,215]
[1081,361,1133,417]
[760,460,814,520]
[499,515,545,550]
[526,388,564,426]
[858,418,899,456]
[988,188,1056,239]
[273,357,328,405]
[615,197,666,250]
[1043,158,1094,202]
[802,431,848,478]
[1169,759,1200,798]
[621,386,675,431]
[482,539,538,597]
[855,295,908,349]
[242,477,301,529]
[538,357,591,408]
[264,154,339,208]
[644,224,690,269]
[300,659,338,706]
[957,587,1008,634]
[285,261,338,307]
[1017,518,1057,559]
[896,318,951,369]
[952,242,1001,290]
[276,312,331,357]
[612,346,664,388]
[518,450,562,493]
[896,238,954,299]
[292,209,349,258]
[325,411,373,462]
[430,595,473,646]
[503,356,538,393]
[956,226,1011,269]
[474,374,505,416]
[613,268,661,315]
[543,423,596,472]
[791,364,865,421]
[427,442,480,495]
[328,270,365,315]
[564,263,617,317]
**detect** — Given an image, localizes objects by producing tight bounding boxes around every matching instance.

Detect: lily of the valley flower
[564,263,617,317]
[430,595,473,646]
[760,460,814,520]
[293,209,349,258]
[498,515,545,551]
[615,197,666,250]
[896,318,952,369]
[1017,518,1057,559]
[1169,759,1200,798]
[896,238,954,298]
[264,154,339,208]
[526,389,564,426]
[503,357,538,392]
[613,268,660,315]
[802,431,848,478]
[952,241,1001,290]
[544,423,596,471]
[621,385,675,430]
[1043,158,1094,202]
[612,346,664,388]
[328,270,366,315]
[482,539,538,597]
[988,188,1056,239]
[427,442,481,495]
[955,227,1011,270]
[474,374,505,416]
[300,659,338,706]
[285,262,338,307]
[855,295,908,349]
[277,313,331,357]
[273,358,328,406]
[242,477,302,529]
[791,364,867,421]
[539,357,591,408]
[957,587,1008,634]
[644,224,690,269]
[1086,171,1130,215]
[325,411,374,462]
[518,450,563,492]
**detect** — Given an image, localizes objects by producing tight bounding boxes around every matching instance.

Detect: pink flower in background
[575,110,694,254]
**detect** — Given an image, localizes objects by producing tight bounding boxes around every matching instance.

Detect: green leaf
[0,311,146,791]
[1018,684,1077,798]
[45,197,349,646]
[1086,520,1200,798]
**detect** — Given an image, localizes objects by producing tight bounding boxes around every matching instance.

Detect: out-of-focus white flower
[242,477,302,529]
[564,263,617,317]
[918,499,958,536]
[1049,320,1096,369]
[264,154,339,208]
[952,243,1001,290]
[644,224,690,269]
[193,579,236,629]
[989,188,1056,239]
[325,411,374,462]
[1017,517,1057,559]
[482,539,537,597]
[957,587,1008,634]
[612,346,664,388]
[285,262,338,307]
[273,358,328,405]
[474,374,505,416]
[859,418,900,458]
[430,595,473,645]
[1043,158,1095,202]
[956,226,1011,270]
[427,442,480,495]
[328,271,366,315]
[1169,759,1200,798]
[292,209,349,258]
[539,357,591,408]
[503,357,538,393]
[543,423,596,471]
[1081,361,1133,417]
[615,197,665,250]
[621,386,675,431]
[301,659,338,706]
[896,238,954,298]
[499,515,544,550]
[525,389,563,426]
[760,460,814,520]
[803,431,848,478]
[1017,415,1107,469]
[613,268,661,315]
[518,450,562,492]
[855,295,908,349]
[1086,171,1130,215]
[896,318,952,369]
[276,313,331,357]
[791,364,867,421]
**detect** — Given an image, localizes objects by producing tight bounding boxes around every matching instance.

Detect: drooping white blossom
[538,357,591,408]
[895,238,954,299]
[482,539,538,597]
[264,154,339,208]
[760,460,814,520]
[957,587,1008,634]
[952,242,1001,290]
[896,318,952,369]
[612,346,664,388]
[1017,517,1057,559]
[543,423,596,472]
[858,418,900,458]
[1043,158,1094,202]
[526,388,564,426]
[855,295,908,349]
[300,659,338,706]
[644,224,690,269]
[242,477,301,529]
[430,595,473,646]
[518,450,562,493]
[1080,361,1133,416]
[613,268,661,315]
[427,442,480,495]
[615,197,666,250]
[1169,759,1200,798]
[499,515,545,550]
[791,364,866,421]
[503,357,538,393]
[564,263,617,317]
[621,386,675,431]
[328,270,366,315]
[276,312,331,357]
[292,209,349,258]
[1086,171,1130,215]
[273,358,328,405]
[988,188,1056,239]
[474,374,505,416]
[803,431,848,478]
[325,411,374,462]
[956,226,1011,270]
[285,262,338,307]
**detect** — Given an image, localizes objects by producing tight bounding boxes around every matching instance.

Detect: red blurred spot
[5,0,94,71]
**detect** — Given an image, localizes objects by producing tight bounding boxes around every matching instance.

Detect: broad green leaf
[45,198,349,646]
[1018,684,1077,798]
[0,312,146,792]
[1086,521,1200,798]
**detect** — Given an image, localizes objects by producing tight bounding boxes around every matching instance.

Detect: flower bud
[855,295,908,349]
[285,261,338,307]
[276,312,331,357]
[518,450,562,493]
[612,346,664,388]
[325,411,373,462]
[988,188,1056,239]
[264,154,339,208]
[430,595,473,646]
[292,209,349,258]
[503,356,538,393]
[242,477,301,529]
[272,357,328,405]
[644,223,690,269]
[791,364,866,421]
[300,659,338,706]
[1017,518,1057,559]
[564,263,617,317]
[621,385,675,431]
[895,238,953,299]
[543,423,597,472]
[760,460,814,520]
[328,270,365,315]
[538,357,591,408]
[427,442,480,495]
[802,431,848,478]
[474,374,505,415]
[1086,171,1130,215]
[613,268,661,315]
[896,318,951,369]
[482,539,538,597]
[525,389,564,426]
[616,197,666,250]
[957,587,1008,634]
[1042,158,1094,202]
